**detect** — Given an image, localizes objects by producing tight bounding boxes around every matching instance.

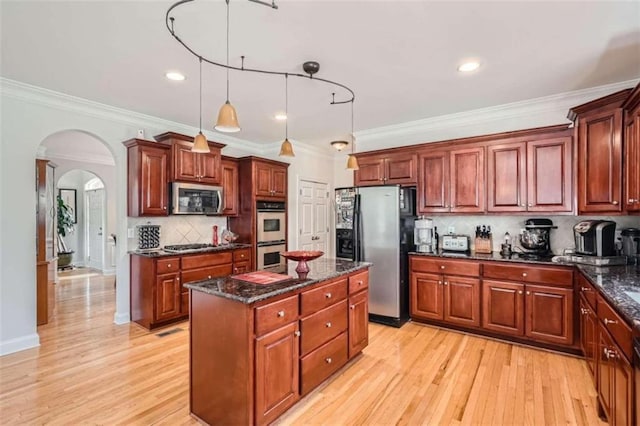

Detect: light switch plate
[127,228,135,238]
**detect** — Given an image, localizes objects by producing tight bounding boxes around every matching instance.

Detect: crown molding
[263,138,335,160]
[45,151,116,166]
[0,77,264,152]
[355,78,640,146]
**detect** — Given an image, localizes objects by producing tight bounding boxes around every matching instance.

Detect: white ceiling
[2,1,639,146]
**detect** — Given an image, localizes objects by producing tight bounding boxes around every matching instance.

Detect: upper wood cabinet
[569,89,631,214]
[418,146,484,213]
[354,152,417,186]
[154,132,225,185]
[622,83,640,213]
[487,136,572,213]
[221,157,239,216]
[255,159,287,199]
[124,139,170,217]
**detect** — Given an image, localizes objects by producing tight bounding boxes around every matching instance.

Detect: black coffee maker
[519,218,557,257]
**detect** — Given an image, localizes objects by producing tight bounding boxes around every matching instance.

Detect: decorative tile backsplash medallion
[430,215,640,254]
[128,215,228,251]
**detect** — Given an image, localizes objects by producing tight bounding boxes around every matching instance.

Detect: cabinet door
[444,276,480,328]
[232,261,250,275]
[613,349,633,426]
[221,159,239,215]
[271,166,287,198]
[385,153,417,185]
[482,280,524,336]
[354,156,386,186]
[578,108,623,213]
[348,290,369,359]
[597,325,614,420]
[198,148,222,184]
[138,146,169,216]
[255,162,274,197]
[525,284,573,345]
[417,151,449,213]
[172,142,199,182]
[527,137,572,212]
[410,272,443,320]
[155,273,181,321]
[624,111,640,212]
[255,322,300,425]
[487,142,527,212]
[579,296,597,382]
[449,146,485,213]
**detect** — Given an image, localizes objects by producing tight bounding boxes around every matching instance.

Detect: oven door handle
[257,240,286,247]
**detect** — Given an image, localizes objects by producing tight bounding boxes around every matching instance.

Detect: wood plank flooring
[0,270,606,425]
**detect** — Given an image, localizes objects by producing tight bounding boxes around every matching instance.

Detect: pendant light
[279,74,295,157]
[215,0,241,133]
[192,57,210,153]
[346,101,359,170]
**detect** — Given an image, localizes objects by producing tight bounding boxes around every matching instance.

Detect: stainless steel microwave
[171,182,223,215]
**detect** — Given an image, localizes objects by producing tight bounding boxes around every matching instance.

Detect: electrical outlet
[127,228,135,238]
[447,226,455,234]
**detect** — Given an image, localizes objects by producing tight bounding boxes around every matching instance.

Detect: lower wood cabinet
[598,323,633,426]
[579,295,598,382]
[482,280,524,336]
[155,272,181,322]
[189,268,369,425]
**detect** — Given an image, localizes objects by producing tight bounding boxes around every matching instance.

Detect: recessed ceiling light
[457,61,481,73]
[275,113,287,121]
[165,71,186,81]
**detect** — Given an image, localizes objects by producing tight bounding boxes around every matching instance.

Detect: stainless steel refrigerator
[335,185,415,327]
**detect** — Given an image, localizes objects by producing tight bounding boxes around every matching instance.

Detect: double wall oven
[256,201,286,270]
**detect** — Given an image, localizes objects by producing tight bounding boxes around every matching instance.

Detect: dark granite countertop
[130,243,252,257]
[184,258,371,304]
[409,250,573,267]
[577,264,640,329]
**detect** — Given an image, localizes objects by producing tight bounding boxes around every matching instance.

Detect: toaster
[442,235,470,252]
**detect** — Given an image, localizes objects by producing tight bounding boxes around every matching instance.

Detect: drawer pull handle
[326,322,332,328]
[350,305,355,310]
[325,357,332,364]
[440,265,445,269]
[325,293,332,299]
[522,272,527,277]
[603,318,617,325]
[277,311,285,318]
[294,331,301,337]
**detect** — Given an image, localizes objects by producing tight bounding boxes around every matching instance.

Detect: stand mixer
[518,218,557,258]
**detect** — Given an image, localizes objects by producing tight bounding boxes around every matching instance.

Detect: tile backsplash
[127,216,229,251]
[430,215,640,254]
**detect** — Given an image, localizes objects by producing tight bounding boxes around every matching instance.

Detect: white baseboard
[102,268,116,275]
[113,311,130,325]
[0,333,40,356]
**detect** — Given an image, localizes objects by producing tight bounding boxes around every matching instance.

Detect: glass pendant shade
[215,101,241,133]
[279,138,295,157]
[330,140,349,151]
[192,132,210,153]
[346,154,359,170]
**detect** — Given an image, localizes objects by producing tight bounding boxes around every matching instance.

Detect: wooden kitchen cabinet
[155,272,182,322]
[354,151,417,186]
[154,132,225,185]
[525,284,573,346]
[221,156,239,216]
[411,272,443,320]
[487,136,572,213]
[232,248,252,274]
[348,289,369,358]
[255,160,287,198]
[124,139,170,216]
[622,82,640,213]
[417,147,484,213]
[579,296,598,382]
[482,280,525,336]
[569,89,631,214]
[597,323,633,426]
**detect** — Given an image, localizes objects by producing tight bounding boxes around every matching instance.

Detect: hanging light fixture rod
[166,0,355,105]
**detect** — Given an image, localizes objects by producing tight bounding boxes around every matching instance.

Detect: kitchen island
[184,258,371,426]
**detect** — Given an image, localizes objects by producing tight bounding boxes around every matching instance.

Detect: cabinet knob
[350,305,355,310]
[240,254,245,258]
[520,204,525,207]
[379,178,384,181]
[528,204,532,207]
[444,281,448,286]
[325,293,332,299]
[163,206,167,210]
[357,280,363,286]
[526,291,530,295]
[325,357,332,364]
[277,310,285,318]
[440,265,445,270]
[522,272,527,277]
[208,275,212,279]
[176,277,180,281]
[518,290,523,295]
[603,318,617,325]
[234,268,238,273]
[438,281,442,285]
[325,322,332,328]
[581,287,590,292]
[629,199,634,203]
[580,308,587,315]
[168,264,171,267]
[612,201,618,205]
[294,330,301,337]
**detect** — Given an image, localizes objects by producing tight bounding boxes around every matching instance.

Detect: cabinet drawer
[411,257,480,277]
[157,257,180,274]
[300,331,348,395]
[233,248,251,262]
[597,294,632,361]
[181,264,233,288]
[300,300,348,356]
[232,261,250,275]
[576,272,597,309]
[348,271,369,294]
[301,278,348,316]
[483,263,572,287]
[255,295,299,337]
[181,252,233,270]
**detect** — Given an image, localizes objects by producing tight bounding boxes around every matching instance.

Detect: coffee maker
[518,218,556,258]
[414,217,434,253]
[574,220,616,257]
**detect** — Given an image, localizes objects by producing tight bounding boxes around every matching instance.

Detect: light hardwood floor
[0,270,606,425]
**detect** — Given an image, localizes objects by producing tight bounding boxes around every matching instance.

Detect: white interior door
[86,189,105,270]
[298,180,329,253]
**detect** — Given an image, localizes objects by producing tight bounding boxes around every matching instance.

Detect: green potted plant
[57,195,75,268]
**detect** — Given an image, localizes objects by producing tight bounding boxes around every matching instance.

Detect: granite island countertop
[129,243,252,257]
[184,258,372,304]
